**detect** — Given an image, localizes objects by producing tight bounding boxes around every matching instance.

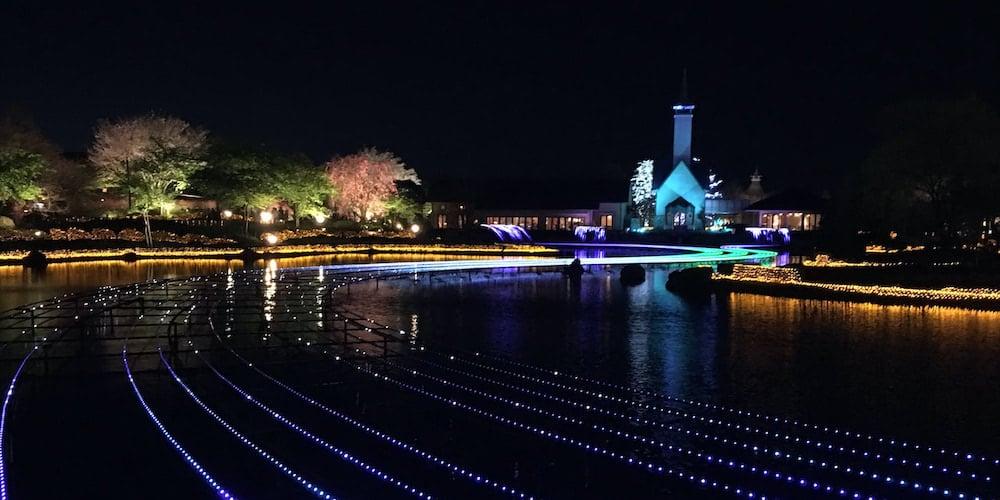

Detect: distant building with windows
[425,202,472,229]
[476,202,626,231]
[742,189,824,231]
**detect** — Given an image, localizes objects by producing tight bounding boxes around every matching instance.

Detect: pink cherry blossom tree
[325,148,419,221]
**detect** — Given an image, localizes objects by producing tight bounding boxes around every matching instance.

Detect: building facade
[425,202,472,230]
[650,89,706,230]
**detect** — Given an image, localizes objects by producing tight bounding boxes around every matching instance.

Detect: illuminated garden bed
[714,264,1000,309]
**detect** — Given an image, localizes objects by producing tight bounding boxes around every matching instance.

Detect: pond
[2,250,998,498]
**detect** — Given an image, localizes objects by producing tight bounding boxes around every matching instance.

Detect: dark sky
[2,1,998,198]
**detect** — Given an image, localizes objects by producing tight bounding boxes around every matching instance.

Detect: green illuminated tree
[0,109,89,216]
[197,144,279,234]
[0,148,45,215]
[273,156,331,229]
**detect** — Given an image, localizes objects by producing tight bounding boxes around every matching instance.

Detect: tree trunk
[125,158,132,212]
[243,206,250,236]
[142,212,153,247]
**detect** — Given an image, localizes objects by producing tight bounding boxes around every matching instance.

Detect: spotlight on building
[313,213,327,224]
[259,211,274,224]
[263,233,279,245]
[221,209,233,219]
[410,224,421,234]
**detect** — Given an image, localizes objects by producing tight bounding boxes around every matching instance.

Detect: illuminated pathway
[0,244,996,499]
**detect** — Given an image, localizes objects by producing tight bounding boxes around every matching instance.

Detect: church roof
[656,160,704,208]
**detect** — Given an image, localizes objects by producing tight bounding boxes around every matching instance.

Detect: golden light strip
[716,265,1000,302]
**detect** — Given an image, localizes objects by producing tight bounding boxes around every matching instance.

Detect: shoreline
[711,266,1000,310]
[0,243,558,266]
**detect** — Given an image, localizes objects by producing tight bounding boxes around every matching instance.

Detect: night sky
[3,1,998,203]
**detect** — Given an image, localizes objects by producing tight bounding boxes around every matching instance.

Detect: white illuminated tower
[671,70,694,169]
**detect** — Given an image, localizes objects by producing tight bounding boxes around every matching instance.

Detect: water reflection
[0,253,505,311]
[343,267,1000,452]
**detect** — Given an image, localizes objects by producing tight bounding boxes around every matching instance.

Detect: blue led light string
[170,261,988,500]
[206,317,536,500]
[291,269,996,495]
[430,331,1000,470]
[324,286,988,498]
[370,355,883,499]
[338,352,770,499]
[333,295,999,484]
[273,316,862,500]
[401,352,979,498]
[232,291,767,499]
[158,349,339,499]
[313,258,997,475]
[123,346,236,499]
[334,305,991,492]
[412,348,991,487]
[175,293,436,499]
[0,285,145,500]
[0,344,39,500]
[190,355,433,499]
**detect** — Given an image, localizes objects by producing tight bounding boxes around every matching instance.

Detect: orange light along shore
[0,243,558,266]
[713,264,1000,310]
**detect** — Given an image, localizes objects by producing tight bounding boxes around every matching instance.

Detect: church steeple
[671,70,694,169]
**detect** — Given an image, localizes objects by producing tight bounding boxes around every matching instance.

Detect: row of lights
[406,351,977,496]
[329,270,995,494]
[122,348,235,499]
[158,349,338,499]
[255,279,867,500]
[207,317,534,499]
[420,348,990,482]
[717,265,1000,302]
[379,355,896,498]
[185,346,433,499]
[441,347,1000,470]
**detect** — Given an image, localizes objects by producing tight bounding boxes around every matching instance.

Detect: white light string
[158,349,338,499]
[123,347,236,499]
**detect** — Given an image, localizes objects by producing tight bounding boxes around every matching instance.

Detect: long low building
[425,202,628,232]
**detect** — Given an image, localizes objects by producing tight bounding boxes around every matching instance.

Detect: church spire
[671,70,694,169]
